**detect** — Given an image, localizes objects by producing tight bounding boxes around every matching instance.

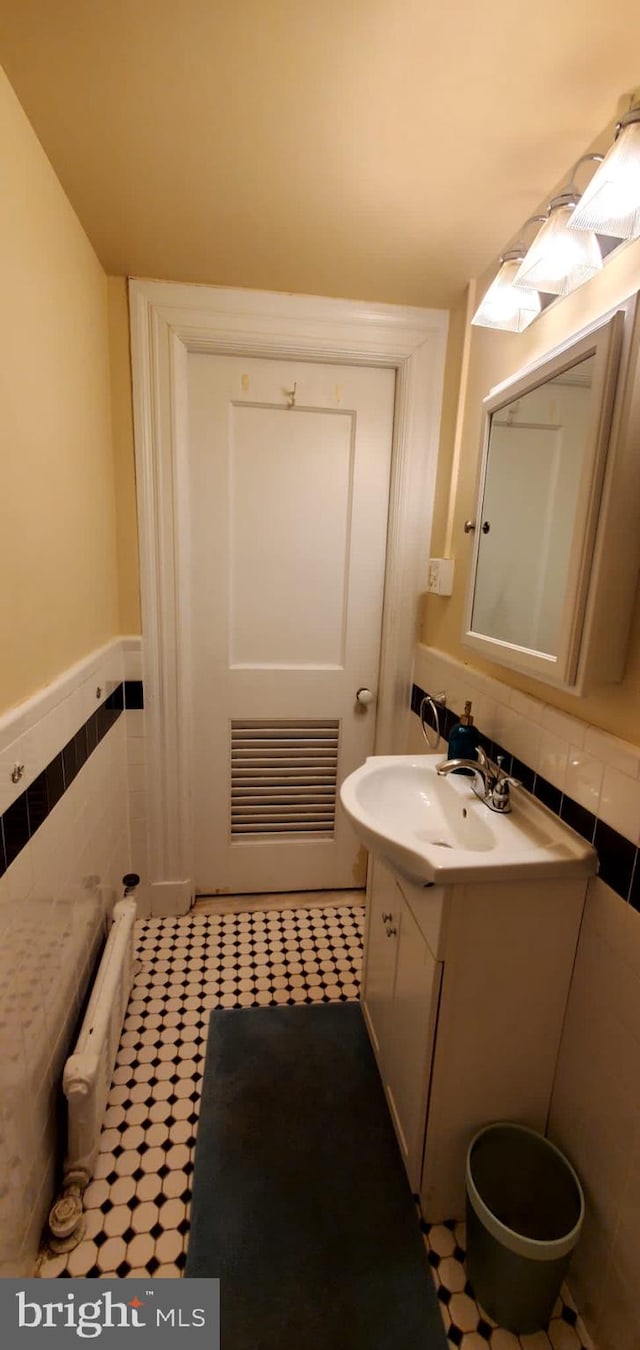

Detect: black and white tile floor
[37,894,594,1350]
[38,897,364,1280]
[421,1219,594,1350]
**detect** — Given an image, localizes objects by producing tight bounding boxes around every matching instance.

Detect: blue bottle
[447,701,479,774]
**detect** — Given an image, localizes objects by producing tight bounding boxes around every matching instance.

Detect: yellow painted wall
[422,238,640,739]
[107,278,141,634]
[0,67,119,714]
[427,286,468,561]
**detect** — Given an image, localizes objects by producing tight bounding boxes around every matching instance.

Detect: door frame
[129,281,448,915]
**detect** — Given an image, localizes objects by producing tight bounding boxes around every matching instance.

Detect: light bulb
[569,118,640,240]
[514,200,602,297]
[472,258,541,333]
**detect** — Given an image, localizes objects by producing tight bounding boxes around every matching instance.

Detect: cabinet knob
[381,911,393,923]
[385,924,397,938]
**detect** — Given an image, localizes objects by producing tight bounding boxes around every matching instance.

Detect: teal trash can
[465,1123,584,1335]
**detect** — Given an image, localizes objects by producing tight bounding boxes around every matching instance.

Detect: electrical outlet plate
[426,558,454,595]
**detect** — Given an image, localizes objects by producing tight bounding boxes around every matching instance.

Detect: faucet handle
[494,756,521,792]
[495,754,518,782]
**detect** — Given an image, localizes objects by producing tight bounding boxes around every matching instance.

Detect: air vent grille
[230,720,339,837]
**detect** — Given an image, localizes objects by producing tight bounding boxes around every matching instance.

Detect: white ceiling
[1,0,639,306]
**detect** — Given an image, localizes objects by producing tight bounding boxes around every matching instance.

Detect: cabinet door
[361,858,400,1069]
[385,899,442,1191]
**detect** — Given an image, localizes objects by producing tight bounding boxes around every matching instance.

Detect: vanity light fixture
[514,157,604,298]
[471,252,542,332]
[471,217,546,332]
[568,102,640,241]
[473,95,640,335]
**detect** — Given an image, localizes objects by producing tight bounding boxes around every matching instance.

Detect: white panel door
[187,354,395,894]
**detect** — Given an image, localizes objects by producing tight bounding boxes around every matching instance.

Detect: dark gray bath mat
[186,1001,447,1350]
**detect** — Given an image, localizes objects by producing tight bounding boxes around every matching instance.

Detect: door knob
[356,687,375,705]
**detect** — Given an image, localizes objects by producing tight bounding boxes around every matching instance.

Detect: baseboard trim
[193,889,366,917]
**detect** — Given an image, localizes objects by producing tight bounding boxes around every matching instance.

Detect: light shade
[471,256,541,332]
[514,198,603,297]
[569,116,640,240]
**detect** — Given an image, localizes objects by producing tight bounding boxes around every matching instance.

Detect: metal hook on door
[286,383,297,408]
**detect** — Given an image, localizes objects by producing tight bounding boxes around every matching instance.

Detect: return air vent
[230,720,339,838]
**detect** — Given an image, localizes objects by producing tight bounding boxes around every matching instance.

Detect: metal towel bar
[419,692,447,749]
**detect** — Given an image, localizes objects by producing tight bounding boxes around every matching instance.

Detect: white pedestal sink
[340,753,596,885]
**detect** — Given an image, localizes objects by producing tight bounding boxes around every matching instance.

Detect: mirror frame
[462,302,639,693]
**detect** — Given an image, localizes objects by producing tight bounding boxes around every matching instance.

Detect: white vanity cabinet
[362,858,442,1190]
[361,856,588,1221]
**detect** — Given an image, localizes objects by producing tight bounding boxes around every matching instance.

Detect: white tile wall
[0,644,123,815]
[548,878,640,1350]
[537,727,571,791]
[599,764,640,840]
[565,745,604,815]
[117,637,150,917]
[0,640,132,1276]
[583,724,640,778]
[121,638,143,685]
[412,643,640,1350]
[412,643,640,848]
[122,631,148,903]
[124,730,149,915]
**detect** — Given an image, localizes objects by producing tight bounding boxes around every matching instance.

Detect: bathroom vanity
[340,753,597,1220]
[363,857,589,1220]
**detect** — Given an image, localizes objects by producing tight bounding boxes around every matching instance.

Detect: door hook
[286,383,297,408]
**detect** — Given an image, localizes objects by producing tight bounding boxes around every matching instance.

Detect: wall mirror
[463,301,640,693]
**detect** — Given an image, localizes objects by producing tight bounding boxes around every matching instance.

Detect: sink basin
[339,754,597,885]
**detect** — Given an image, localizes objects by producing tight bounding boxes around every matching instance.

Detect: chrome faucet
[436,745,520,813]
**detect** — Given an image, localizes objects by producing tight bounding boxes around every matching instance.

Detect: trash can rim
[466,1121,585,1263]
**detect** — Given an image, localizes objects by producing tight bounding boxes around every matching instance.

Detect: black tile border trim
[0,681,144,881]
[411,680,639,907]
[124,680,144,710]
